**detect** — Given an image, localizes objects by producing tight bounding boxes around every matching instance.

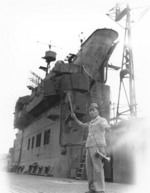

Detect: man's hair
[89,103,99,110]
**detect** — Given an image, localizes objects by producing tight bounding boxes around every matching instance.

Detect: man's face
[89,108,99,119]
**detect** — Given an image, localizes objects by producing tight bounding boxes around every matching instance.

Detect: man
[71,102,111,193]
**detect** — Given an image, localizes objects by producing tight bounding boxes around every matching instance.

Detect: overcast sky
[0,0,150,154]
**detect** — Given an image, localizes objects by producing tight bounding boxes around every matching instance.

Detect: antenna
[79,32,85,44]
[37,41,52,50]
[107,1,138,122]
[27,71,43,91]
[107,1,150,122]
[37,41,57,77]
[37,41,62,50]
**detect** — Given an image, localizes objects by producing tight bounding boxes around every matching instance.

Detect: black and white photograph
[0,0,150,192]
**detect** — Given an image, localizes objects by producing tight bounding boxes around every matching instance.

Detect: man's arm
[100,118,111,132]
[71,112,88,128]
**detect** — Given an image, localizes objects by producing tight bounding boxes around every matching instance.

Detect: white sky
[0,0,150,154]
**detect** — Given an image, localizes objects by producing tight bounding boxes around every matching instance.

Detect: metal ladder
[75,149,86,180]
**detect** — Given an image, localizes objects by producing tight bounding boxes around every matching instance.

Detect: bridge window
[31,136,34,149]
[44,129,51,145]
[27,138,30,150]
[36,133,41,147]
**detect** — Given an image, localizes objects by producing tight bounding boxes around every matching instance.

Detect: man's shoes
[85,190,105,193]
[95,191,105,193]
[85,190,95,193]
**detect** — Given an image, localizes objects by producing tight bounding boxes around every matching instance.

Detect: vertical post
[126,2,137,118]
[115,1,137,122]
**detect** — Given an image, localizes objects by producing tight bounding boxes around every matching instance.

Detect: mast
[126,3,137,118]
[107,1,137,122]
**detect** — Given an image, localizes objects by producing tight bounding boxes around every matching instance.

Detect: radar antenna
[107,1,150,122]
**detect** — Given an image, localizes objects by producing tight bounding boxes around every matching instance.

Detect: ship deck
[1,171,136,193]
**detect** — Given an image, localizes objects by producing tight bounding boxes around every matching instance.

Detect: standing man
[71,103,111,193]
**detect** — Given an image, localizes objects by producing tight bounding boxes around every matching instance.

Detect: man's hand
[106,125,111,132]
[71,112,88,128]
[71,112,76,119]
